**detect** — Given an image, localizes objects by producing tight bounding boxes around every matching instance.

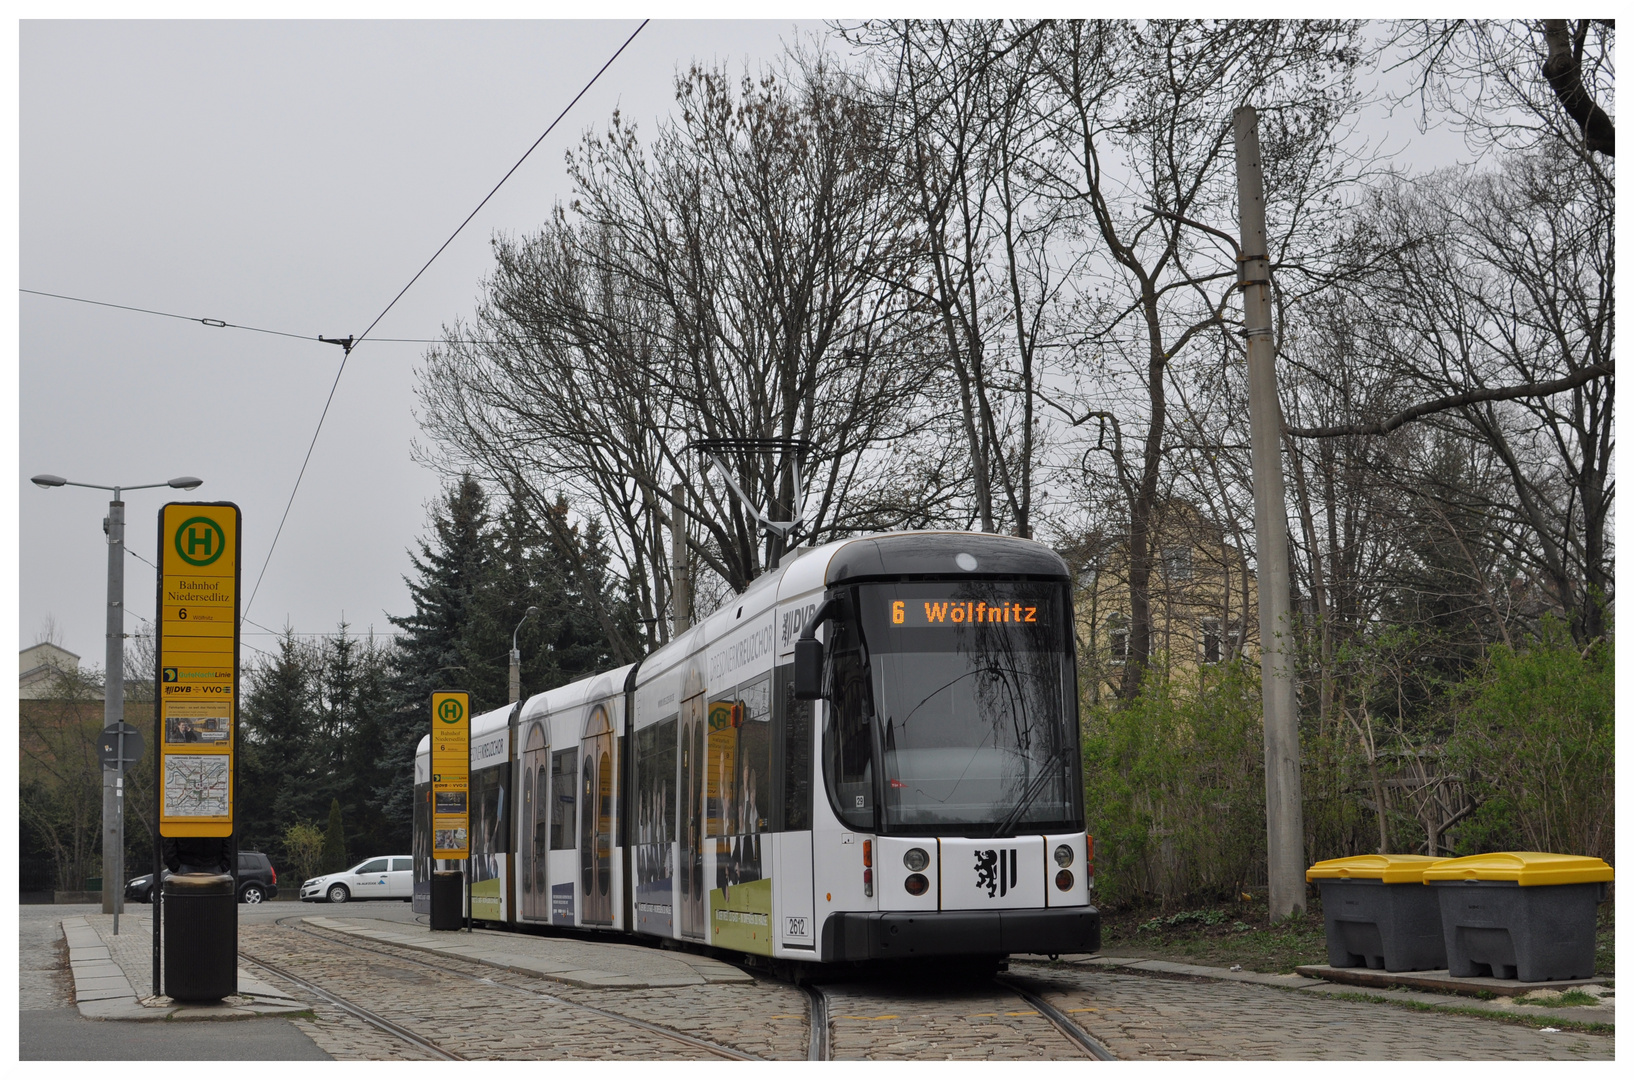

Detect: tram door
[579,703,614,926]
[679,689,707,940]
[521,722,548,922]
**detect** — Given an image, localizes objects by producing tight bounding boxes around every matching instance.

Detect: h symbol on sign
[186,527,214,557]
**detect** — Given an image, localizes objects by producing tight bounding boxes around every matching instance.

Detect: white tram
[412,531,1101,964]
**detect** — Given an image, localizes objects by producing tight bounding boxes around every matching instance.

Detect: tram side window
[550,748,578,850]
[776,666,812,832]
[823,615,876,830]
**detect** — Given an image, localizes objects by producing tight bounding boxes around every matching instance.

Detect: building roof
[20,642,96,700]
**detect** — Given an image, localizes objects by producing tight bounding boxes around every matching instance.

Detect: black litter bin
[431,870,464,931]
[1424,852,1613,983]
[1306,854,1446,972]
[163,872,237,1001]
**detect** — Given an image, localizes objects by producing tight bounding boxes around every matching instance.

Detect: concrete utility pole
[1233,106,1307,920]
[670,482,691,635]
[103,496,124,917]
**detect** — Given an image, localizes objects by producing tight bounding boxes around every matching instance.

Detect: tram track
[801,982,830,1060]
[249,914,1103,1061]
[995,975,1117,1060]
[237,950,464,1061]
[794,970,1115,1061]
[252,916,759,1061]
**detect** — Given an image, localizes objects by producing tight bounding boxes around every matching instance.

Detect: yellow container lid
[1306,854,1444,884]
[1421,852,1615,886]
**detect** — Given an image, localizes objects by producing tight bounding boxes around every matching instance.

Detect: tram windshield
[838,579,1081,835]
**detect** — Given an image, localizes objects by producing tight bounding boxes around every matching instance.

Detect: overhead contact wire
[241,18,649,624]
[20,287,487,343]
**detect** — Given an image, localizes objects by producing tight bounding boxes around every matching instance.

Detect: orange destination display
[155,502,241,838]
[887,598,1047,626]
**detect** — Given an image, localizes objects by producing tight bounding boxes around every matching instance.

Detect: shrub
[1448,622,1614,860]
[1082,658,1266,908]
[281,820,326,885]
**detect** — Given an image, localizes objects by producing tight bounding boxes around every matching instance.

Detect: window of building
[1163,546,1193,581]
[1201,618,1221,664]
[1107,613,1129,663]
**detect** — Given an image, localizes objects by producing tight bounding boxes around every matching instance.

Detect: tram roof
[517,662,635,727]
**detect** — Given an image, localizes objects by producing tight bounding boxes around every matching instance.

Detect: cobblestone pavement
[1009,962,1615,1060]
[822,976,1086,1059]
[239,921,794,1059]
[27,903,1614,1060]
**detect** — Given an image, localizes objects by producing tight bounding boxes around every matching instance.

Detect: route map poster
[431,690,470,859]
[156,502,240,837]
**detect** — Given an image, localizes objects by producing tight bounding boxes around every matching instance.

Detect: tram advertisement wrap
[702,676,771,953]
[710,877,773,954]
[431,691,470,859]
[634,718,678,936]
[156,502,240,838]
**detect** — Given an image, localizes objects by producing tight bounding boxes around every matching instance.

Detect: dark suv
[236,850,278,903]
[124,850,279,904]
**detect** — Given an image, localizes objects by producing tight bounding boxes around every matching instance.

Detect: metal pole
[670,483,690,635]
[102,494,125,915]
[508,647,521,704]
[1233,106,1306,920]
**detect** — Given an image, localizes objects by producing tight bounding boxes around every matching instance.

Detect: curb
[61,915,310,1022]
[1013,953,1615,1030]
[303,915,756,990]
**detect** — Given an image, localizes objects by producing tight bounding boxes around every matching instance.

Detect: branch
[1286,363,1613,439]
[1541,20,1615,156]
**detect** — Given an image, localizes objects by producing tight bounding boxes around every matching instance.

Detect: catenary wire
[20,287,483,344]
[241,18,649,626]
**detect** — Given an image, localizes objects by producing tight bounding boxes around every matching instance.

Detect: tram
[412,530,1100,965]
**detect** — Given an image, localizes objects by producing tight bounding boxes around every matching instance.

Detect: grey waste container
[430,870,464,931]
[1306,854,1445,971]
[163,872,237,1001]
[1424,852,1613,983]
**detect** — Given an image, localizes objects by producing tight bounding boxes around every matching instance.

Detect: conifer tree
[321,797,347,873]
[373,476,494,849]
[238,630,316,853]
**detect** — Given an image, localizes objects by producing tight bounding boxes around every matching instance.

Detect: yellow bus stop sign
[431,691,470,859]
[156,502,240,838]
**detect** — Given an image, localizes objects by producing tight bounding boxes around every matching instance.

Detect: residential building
[1071,500,1259,702]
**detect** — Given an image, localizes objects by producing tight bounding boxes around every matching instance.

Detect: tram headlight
[904,873,930,896]
[1053,844,1074,868]
[1056,869,1075,891]
[903,847,930,872]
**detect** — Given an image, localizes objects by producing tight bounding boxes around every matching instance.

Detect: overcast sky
[16,17,1479,670]
[18,19,828,666]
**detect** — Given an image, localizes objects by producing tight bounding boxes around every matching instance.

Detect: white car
[301,856,413,903]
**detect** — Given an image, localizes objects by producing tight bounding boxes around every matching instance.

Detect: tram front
[796,533,1101,963]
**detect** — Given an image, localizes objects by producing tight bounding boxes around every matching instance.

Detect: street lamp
[509,605,540,704]
[32,473,203,929]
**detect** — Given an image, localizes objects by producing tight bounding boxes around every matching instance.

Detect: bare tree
[1289,152,1612,643]
[418,55,957,638]
[1031,19,1366,696]
[844,20,1068,538]
[1390,20,1614,163]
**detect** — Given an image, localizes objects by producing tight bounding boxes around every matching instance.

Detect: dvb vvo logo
[974,848,1018,898]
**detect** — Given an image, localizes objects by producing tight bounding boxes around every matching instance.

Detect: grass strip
[1317,990,1614,1036]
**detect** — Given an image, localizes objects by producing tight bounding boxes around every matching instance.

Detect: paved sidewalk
[303,914,756,989]
[64,912,308,1021]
